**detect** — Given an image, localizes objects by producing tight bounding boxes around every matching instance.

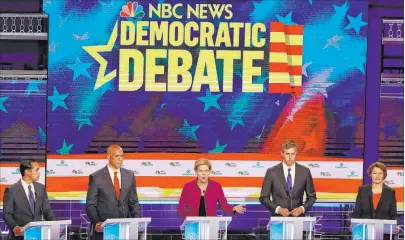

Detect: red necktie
[113,172,120,200]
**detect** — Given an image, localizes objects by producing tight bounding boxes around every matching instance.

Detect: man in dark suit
[2,159,56,239]
[260,140,317,217]
[86,144,141,240]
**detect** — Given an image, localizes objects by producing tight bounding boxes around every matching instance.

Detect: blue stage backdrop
[43,0,368,156]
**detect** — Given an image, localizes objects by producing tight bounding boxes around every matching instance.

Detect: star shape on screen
[31,126,46,150]
[310,82,335,98]
[67,57,93,81]
[255,125,266,139]
[301,129,319,152]
[228,113,245,131]
[25,81,41,96]
[56,139,74,155]
[323,36,343,50]
[333,1,349,16]
[48,87,69,111]
[197,89,223,112]
[344,13,368,34]
[302,62,313,77]
[175,119,200,141]
[338,115,362,129]
[76,115,93,131]
[83,21,118,90]
[209,140,227,153]
[0,96,9,113]
[152,103,166,120]
[276,11,296,25]
[380,123,401,141]
[111,120,133,138]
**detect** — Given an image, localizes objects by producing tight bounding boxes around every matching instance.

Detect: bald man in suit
[86,144,141,240]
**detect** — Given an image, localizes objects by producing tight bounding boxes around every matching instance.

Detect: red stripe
[270,43,303,55]
[269,63,302,75]
[269,22,304,35]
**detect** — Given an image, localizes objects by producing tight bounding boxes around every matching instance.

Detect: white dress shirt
[275,162,305,214]
[107,165,121,188]
[21,179,35,201]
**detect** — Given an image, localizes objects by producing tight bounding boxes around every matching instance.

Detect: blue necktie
[28,185,35,213]
[287,168,292,192]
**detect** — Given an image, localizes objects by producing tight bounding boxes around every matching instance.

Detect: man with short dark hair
[260,140,317,217]
[3,159,56,239]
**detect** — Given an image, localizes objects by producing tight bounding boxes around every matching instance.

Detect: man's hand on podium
[95,222,103,232]
[13,226,22,236]
[291,207,304,217]
[233,204,246,214]
[279,208,290,217]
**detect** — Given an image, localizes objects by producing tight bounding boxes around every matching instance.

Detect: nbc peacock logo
[56,160,68,167]
[72,169,84,175]
[141,161,153,167]
[120,2,145,19]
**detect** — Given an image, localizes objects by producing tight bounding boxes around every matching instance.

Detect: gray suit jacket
[2,181,56,239]
[85,166,140,240]
[259,163,317,215]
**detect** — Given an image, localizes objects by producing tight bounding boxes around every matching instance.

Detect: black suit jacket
[2,181,56,240]
[352,184,397,221]
[259,163,317,215]
[85,166,140,240]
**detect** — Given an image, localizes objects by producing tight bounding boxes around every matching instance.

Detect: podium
[351,218,397,240]
[21,220,72,240]
[267,217,316,240]
[101,218,151,240]
[181,216,232,240]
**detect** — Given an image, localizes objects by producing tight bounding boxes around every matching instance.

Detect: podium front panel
[24,226,43,240]
[184,222,200,240]
[103,223,120,240]
[269,222,285,240]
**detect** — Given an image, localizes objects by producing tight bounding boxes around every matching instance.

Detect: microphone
[35,192,44,221]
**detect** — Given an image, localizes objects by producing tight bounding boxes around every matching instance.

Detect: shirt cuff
[300,206,305,213]
[275,206,281,214]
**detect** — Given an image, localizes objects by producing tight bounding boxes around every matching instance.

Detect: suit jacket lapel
[17,181,34,216]
[34,183,40,215]
[375,184,388,212]
[366,185,375,216]
[119,169,128,201]
[277,164,288,194]
[292,164,301,196]
[103,166,117,199]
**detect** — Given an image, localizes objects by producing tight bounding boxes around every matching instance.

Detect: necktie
[28,185,35,213]
[287,168,292,192]
[113,172,120,200]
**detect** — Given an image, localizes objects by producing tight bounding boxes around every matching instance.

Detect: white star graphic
[323,35,343,49]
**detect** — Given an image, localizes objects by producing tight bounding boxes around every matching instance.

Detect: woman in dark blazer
[351,161,399,234]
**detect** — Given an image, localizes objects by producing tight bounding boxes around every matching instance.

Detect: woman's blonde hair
[194,158,212,171]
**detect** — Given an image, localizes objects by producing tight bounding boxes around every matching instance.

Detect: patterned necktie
[287,168,292,192]
[113,172,120,200]
[28,185,35,213]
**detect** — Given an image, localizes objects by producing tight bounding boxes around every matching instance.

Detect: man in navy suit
[3,159,56,239]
